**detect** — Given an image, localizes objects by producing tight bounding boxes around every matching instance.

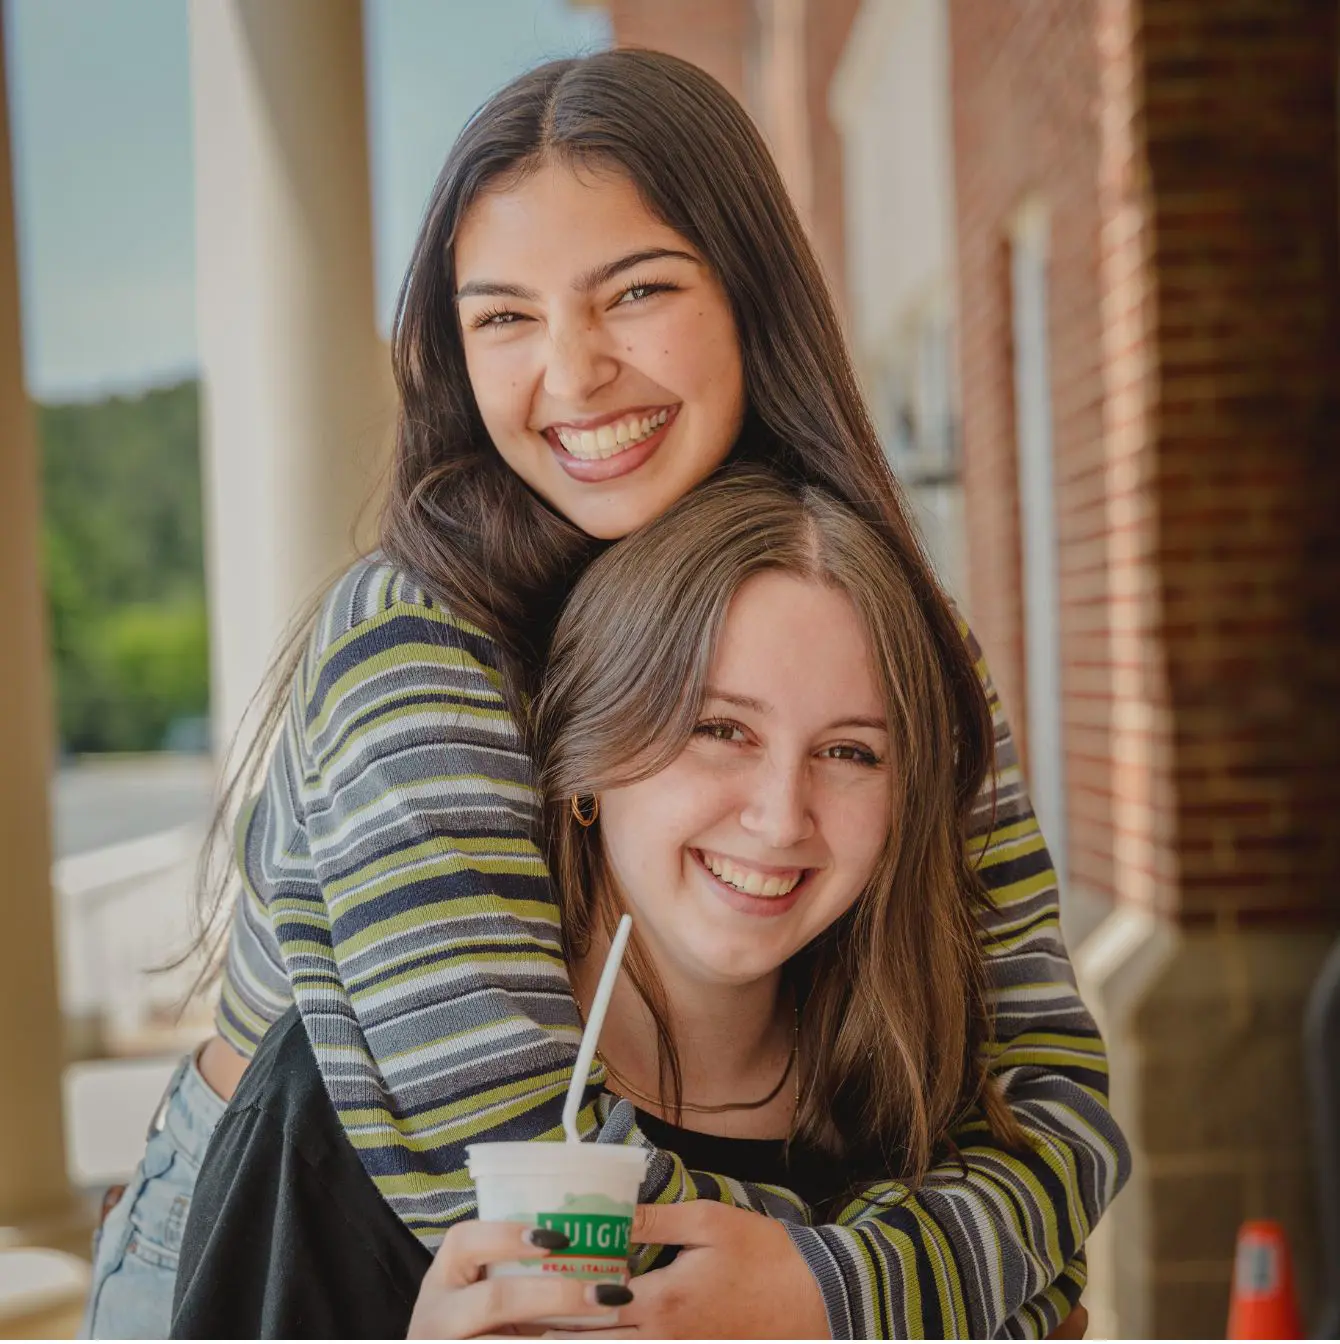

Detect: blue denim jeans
[80,1049,227,1339]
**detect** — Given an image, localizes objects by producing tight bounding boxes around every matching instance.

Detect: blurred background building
[1,0,1337,1336]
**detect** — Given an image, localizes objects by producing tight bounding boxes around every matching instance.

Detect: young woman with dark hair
[84,50,1126,1341]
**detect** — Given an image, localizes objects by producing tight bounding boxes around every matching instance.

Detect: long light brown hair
[530,469,1024,1190]
[191,51,997,1044]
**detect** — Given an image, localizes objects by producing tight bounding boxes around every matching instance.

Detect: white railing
[53,825,213,1050]
[53,825,217,1186]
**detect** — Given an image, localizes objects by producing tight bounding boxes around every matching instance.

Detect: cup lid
[466,1140,650,1179]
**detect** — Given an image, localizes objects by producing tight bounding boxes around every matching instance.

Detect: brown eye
[468,307,529,330]
[613,280,678,307]
[694,719,745,743]
[822,743,881,767]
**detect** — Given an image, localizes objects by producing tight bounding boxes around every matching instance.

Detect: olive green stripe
[323,840,546,904]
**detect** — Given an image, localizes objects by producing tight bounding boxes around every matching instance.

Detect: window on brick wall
[870,299,966,599]
[878,305,958,486]
[1009,199,1068,887]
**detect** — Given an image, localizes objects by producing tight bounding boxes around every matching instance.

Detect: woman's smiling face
[597,570,894,989]
[453,161,747,539]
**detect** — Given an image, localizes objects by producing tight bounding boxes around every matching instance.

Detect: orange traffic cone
[1227,1220,1303,1339]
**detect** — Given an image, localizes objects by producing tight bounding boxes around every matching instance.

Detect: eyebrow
[704,688,888,733]
[454,247,700,303]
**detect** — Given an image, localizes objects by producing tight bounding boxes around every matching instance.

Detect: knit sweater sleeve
[781,629,1131,1338]
[214,807,297,1054]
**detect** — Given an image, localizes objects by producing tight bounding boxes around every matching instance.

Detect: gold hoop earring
[570,793,599,828]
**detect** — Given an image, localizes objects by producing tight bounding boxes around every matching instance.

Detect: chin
[573,511,650,541]
[688,947,787,987]
[549,490,659,541]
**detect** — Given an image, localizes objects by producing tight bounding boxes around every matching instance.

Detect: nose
[739,760,815,850]
[543,314,619,404]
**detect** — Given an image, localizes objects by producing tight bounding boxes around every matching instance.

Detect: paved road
[51,754,215,857]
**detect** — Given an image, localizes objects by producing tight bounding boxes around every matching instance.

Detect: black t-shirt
[631,1110,850,1212]
[171,1008,845,1339]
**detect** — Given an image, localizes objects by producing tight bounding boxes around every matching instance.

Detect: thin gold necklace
[597,1003,800,1116]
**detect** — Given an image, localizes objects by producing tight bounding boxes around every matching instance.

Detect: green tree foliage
[39,379,210,754]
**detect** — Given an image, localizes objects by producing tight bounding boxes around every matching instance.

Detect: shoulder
[949,606,989,692]
[950,606,1007,730]
[290,557,516,756]
[314,554,496,654]
[302,555,505,695]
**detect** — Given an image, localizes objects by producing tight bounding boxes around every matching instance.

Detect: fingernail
[525,1226,570,1250]
[591,1283,634,1308]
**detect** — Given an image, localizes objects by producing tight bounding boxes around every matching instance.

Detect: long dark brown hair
[192,51,997,1052]
[531,469,1023,1188]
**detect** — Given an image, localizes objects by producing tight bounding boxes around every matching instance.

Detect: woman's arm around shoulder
[250,558,584,1240]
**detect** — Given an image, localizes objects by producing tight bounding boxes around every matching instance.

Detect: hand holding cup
[407,1221,634,1339]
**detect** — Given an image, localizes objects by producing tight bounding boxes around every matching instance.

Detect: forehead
[709,572,883,719]
[454,160,688,281]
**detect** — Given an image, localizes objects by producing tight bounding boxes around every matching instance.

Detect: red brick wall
[1140,0,1340,922]
[1093,0,1181,916]
[953,0,1340,920]
[600,0,857,319]
[802,0,860,314]
[948,0,1114,900]
[602,0,751,104]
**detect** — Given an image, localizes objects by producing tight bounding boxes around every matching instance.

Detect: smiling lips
[554,409,670,461]
[543,405,679,482]
[698,849,805,897]
[691,848,812,921]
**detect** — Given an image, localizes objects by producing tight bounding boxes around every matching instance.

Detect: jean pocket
[83,1211,179,1339]
[84,1122,199,1337]
[124,1129,196,1264]
[82,1175,142,1337]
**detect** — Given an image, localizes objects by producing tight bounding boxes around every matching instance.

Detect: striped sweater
[217,556,1129,1339]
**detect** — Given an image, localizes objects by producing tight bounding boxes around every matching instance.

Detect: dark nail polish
[594,1283,634,1307]
[525,1226,570,1249]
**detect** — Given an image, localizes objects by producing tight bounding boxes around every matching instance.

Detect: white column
[1009,198,1069,887]
[830,0,967,603]
[189,0,394,756]
[0,19,69,1228]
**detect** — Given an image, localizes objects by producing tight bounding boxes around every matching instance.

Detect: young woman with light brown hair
[86,48,1125,1342]
[408,467,1034,1335]
[535,469,1025,1185]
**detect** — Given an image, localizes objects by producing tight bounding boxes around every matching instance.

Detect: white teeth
[554,410,671,460]
[700,851,801,898]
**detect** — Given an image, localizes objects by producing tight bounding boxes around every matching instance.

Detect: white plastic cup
[467,1140,649,1326]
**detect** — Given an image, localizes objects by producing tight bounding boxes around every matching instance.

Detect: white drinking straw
[562,912,633,1143]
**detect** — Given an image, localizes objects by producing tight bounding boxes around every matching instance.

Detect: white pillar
[0,19,69,1228]
[189,0,394,756]
[1008,198,1068,887]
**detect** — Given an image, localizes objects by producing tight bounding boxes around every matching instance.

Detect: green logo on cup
[537,1211,631,1258]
